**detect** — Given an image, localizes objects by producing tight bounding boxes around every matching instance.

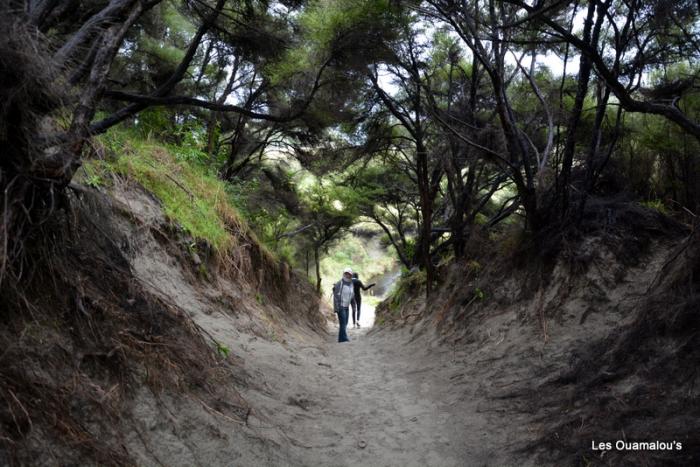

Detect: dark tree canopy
[2,0,700,293]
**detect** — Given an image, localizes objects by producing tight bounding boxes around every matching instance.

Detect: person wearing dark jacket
[351,272,375,327]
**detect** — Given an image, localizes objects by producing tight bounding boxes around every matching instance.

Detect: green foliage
[300,0,395,47]
[640,199,669,215]
[403,239,416,263]
[228,172,300,264]
[198,263,210,280]
[167,140,209,166]
[130,109,174,140]
[140,35,186,68]
[437,251,455,268]
[320,233,396,292]
[216,342,231,358]
[90,128,245,253]
[269,0,399,84]
[78,163,106,189]
[79,0,700,303]
[160,2,196,38]
[389,269,426,311]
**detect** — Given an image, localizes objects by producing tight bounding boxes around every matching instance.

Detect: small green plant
[641,199,668,215]
[473,287,485,300]
[216,342,230,358]
[389,293,402,311]
[255,292,265,305]
[85,173,104,189]
[79,162,107,189]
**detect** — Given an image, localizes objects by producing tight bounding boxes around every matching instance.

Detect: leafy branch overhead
[3,0,700,296]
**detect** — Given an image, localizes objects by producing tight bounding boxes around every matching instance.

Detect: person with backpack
[351,272,375,328]
[332,267,355,342]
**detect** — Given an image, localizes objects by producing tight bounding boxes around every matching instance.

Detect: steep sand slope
[111,191,700,467]
[373,216,698,466]
[117,180,516,466]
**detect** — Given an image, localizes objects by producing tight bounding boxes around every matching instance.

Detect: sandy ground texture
[124,247,528,467]
[233,305,534,467]
[113,183,532,466]
[9,180,688,466]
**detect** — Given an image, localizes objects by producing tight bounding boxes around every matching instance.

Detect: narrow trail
[124,210,538,466]
[238,304,523,467]
[120,186,524,466]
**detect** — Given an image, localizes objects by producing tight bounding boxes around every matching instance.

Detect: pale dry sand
[113,183,532,466]
[234,308,530,467]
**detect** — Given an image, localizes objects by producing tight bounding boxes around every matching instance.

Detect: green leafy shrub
[474,213,488,225]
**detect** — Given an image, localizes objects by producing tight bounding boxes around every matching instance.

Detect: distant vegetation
[320,231,397,295]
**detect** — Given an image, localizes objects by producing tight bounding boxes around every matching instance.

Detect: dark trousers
[351,298,361,323]
[337,306,349,342]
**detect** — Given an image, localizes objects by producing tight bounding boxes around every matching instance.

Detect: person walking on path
[332,267,355,342]
[351,272,375,327]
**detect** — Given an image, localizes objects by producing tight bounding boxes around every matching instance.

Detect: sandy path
[118,186,539,466]
[291,326,468,466]
[237,305,521,467]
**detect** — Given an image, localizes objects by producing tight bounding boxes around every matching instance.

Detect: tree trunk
[557,0,605,218]
[416,140,434,296]
[205,112,219,158]
[314,246,322,293]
